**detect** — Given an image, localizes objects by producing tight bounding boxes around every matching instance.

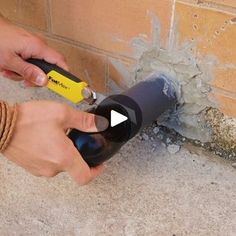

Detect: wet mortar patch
[108,14,236,159]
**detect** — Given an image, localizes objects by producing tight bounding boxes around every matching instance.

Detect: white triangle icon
[111,110,128,127]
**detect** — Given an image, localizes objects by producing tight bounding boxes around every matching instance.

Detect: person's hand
[0,16,68,87]
[3,101,108,185]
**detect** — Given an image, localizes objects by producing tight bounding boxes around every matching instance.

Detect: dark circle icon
[94,94,143,143]
[68,95,143,167]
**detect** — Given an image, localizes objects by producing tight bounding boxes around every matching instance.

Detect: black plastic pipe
[68,73,177,167]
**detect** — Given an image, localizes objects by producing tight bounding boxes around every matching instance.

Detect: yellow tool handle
[27,58,88,104]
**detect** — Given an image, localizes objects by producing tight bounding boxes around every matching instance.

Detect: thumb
[7,55,47,86]
[65,107,109,133]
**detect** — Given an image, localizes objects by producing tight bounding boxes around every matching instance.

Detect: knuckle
[31,172,42,177]
[56,155,72,169]
[81,113,95,130]
[29,36,46,51]
[37,34,47,44]
[31,35,45,47]
[42,169,57,178]
[58,54,66,63]
[21,64,34,79]
[77,172,92,186]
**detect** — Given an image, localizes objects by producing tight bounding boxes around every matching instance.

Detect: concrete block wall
[0,0,235,117]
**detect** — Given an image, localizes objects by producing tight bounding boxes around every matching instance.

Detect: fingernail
[35,74,46,86]
[95,116,109,131]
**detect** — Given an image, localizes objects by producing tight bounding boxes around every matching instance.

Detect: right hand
[0,15,68,86]
[3,101,108,185]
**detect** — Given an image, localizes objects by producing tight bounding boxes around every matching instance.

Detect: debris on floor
[140,122,236,161]
[167,144,181,154]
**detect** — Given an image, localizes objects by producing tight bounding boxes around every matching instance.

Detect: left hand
[3,101,108,185]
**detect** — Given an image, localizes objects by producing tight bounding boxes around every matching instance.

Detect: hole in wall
[193,24,198,31]
[230,17,236,24]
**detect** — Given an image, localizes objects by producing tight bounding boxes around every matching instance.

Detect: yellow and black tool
[27,58,97,105]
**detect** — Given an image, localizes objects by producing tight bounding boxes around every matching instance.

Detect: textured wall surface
[0,0,235,115]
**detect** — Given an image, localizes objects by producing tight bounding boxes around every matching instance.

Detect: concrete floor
[0,78,236,236]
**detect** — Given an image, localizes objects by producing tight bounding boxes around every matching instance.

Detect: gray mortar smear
[110,15,219,143]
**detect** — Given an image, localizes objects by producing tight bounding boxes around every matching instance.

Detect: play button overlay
[93,94,143,143]
[111,110,128,127]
